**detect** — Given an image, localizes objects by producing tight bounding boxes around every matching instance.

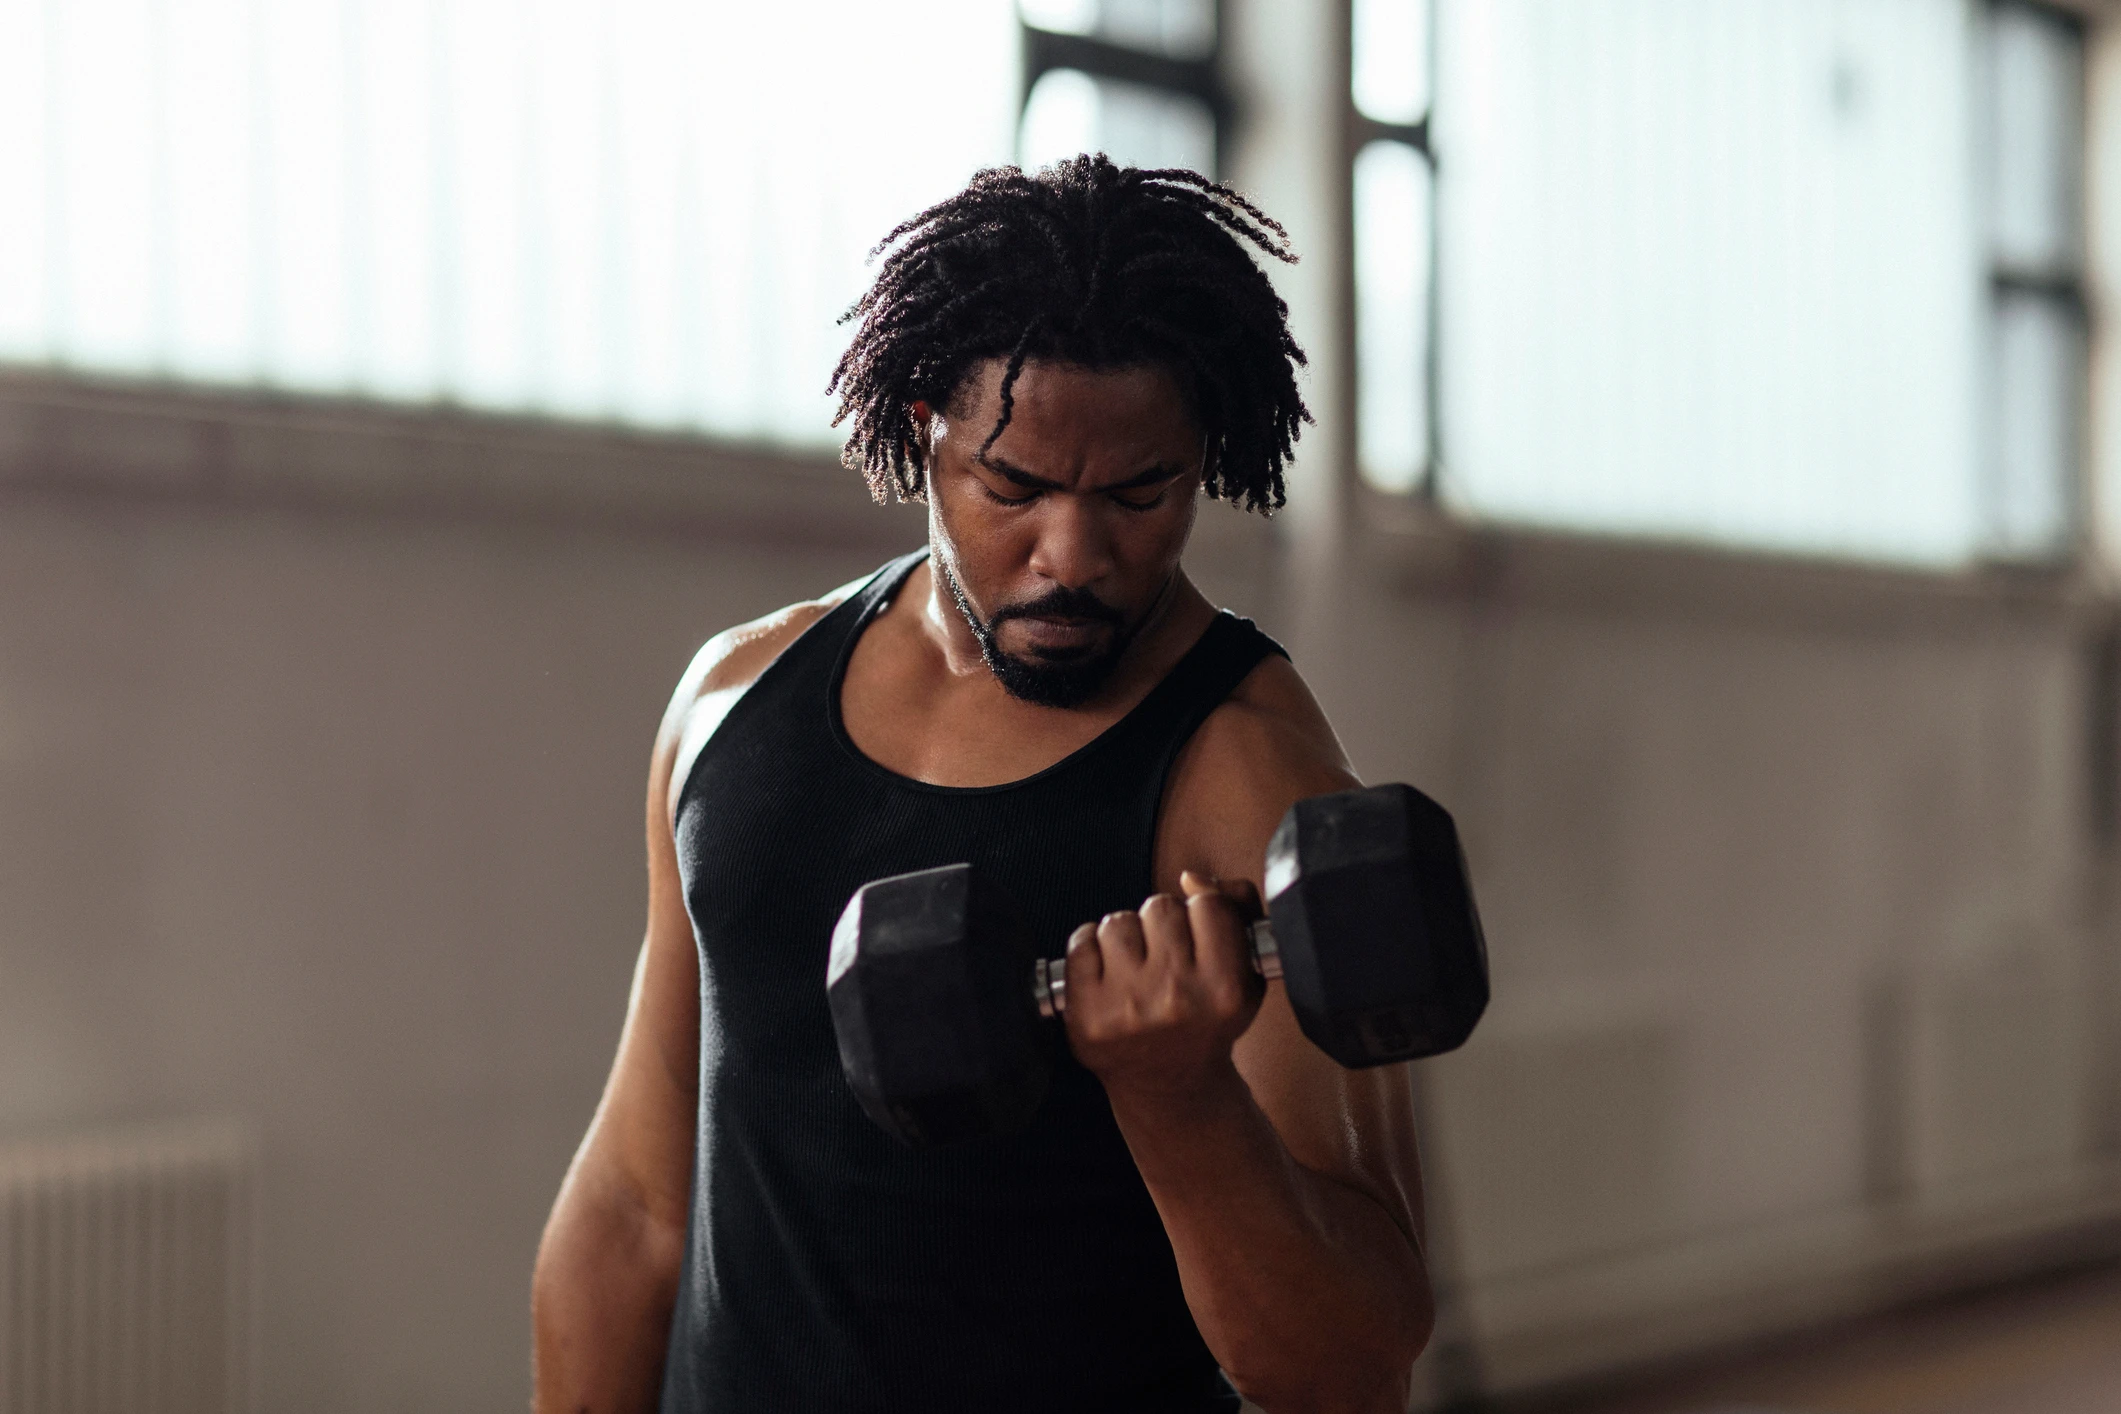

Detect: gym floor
[1503,1259,2121,1414]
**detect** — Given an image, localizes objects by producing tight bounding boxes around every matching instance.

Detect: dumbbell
[825,783,1488,1148]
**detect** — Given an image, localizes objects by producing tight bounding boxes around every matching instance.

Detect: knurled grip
[1033,918,1282,1019]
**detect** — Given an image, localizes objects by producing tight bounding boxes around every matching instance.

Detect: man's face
[924,358,1204,708]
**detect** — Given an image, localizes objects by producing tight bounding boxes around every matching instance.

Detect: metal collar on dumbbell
[1033,956,1067,1019]
[1250,919,1283,979]
[1031,920,1280,1021]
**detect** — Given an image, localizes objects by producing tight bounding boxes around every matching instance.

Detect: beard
[936,560,1144,709]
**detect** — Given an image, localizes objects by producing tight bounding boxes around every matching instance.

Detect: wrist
[1103,1052,1246,1112]
[1103,1059,1276,1180]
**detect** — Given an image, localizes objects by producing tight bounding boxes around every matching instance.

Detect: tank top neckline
[824,549,1244,799]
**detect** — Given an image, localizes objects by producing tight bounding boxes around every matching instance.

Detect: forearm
[532,1166,686,1414]
[1109,1065,1433,1414]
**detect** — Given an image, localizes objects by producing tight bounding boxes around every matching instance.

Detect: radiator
[0,1123,254,1414]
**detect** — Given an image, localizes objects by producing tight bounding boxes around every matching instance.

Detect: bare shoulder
[663,581,860,722]
[1203,652,1354,790]
[652,573,871,821]
[1156,652,1359,888]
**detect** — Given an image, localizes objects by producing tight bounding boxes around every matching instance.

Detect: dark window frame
[1983,0,2091,561]
[1017,2,1235,175]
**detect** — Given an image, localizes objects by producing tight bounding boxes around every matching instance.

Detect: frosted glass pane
[1355,141,1431,492]
[524,0,609,416]
[1021,0,1097,35]
[1022,71,1104,173]
[0,0,52,358]
[1353,0,1430,125]
[351,0,442,400]
[1987,292,2081,557]
[5,0,1017,450]
[166,0,257,380]
[610,0,686,426]
[441,0,531,407]
[1021,69,1215,176]
[1986,5,2081,272]
[262,0,353,387]
[1435,0,1983,565]
[54,0,158,369]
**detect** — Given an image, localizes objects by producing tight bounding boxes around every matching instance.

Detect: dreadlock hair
[828,155,1311,515]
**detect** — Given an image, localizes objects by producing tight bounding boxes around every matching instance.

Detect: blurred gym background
[2,0,2118,1409]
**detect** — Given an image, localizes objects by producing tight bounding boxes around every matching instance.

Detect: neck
[917,556,1206,711]
[919,557,992,682]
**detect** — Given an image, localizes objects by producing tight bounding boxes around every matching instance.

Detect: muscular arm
[531,594,845,1413]
[1069,657,1433,1414]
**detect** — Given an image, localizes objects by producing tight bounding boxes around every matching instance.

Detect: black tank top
[660,550,1285,1413]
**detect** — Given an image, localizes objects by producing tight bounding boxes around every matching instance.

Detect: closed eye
[981,482,1039,507]
[1109,488,1169,512]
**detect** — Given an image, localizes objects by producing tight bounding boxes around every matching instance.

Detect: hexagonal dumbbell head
[826,863,1052,1147]
[1263,783,1488,1068]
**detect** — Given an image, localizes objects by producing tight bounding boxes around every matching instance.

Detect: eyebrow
[981,455,1185,493]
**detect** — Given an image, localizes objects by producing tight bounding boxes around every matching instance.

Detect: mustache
[986,585,1124,629]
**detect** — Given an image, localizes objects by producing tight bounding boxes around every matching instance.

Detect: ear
[908,399,936,466]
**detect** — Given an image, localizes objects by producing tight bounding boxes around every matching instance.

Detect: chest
[837,618,1136,789]
[675,713,1166,1077]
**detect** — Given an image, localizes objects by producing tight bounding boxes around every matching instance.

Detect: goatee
[937,561,1140,709]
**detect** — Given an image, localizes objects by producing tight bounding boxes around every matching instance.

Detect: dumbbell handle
[1032,918,1283,1019]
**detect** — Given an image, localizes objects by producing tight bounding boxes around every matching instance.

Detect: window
[1417,0,2086,567]
[1983,1,2086,560]
[1351,0,1436,494]
[0,0,1019,449]
[1017,0,1225,177]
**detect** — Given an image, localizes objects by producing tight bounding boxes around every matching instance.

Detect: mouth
[1005,615,1114,657]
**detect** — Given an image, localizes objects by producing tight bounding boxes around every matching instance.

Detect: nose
[1026,494,1118,592]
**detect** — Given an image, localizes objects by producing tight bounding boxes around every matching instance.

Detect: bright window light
[1987,4,2081,273]
[1020,68,1215,176]
[1988,289,2081,556]
[54,0,158,370]
[1355,141,1432,493]
[1436,0,1986,564]
[167,0,258,382]
[0,0,1019,451]
[0,0,53,358]
[1353,0,1430,126]
[1021,0,1098,36]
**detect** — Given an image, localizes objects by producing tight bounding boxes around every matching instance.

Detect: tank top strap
[1100,609,1289,784]
[779,547,927,697]
[843,549,929,641]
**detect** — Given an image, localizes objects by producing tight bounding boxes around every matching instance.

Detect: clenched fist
[1061,870,1268,1102]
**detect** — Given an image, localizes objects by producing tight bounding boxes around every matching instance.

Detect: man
[533,156,1433,1413]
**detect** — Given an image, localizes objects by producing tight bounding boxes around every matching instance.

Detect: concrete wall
[3,371,2117,1409]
